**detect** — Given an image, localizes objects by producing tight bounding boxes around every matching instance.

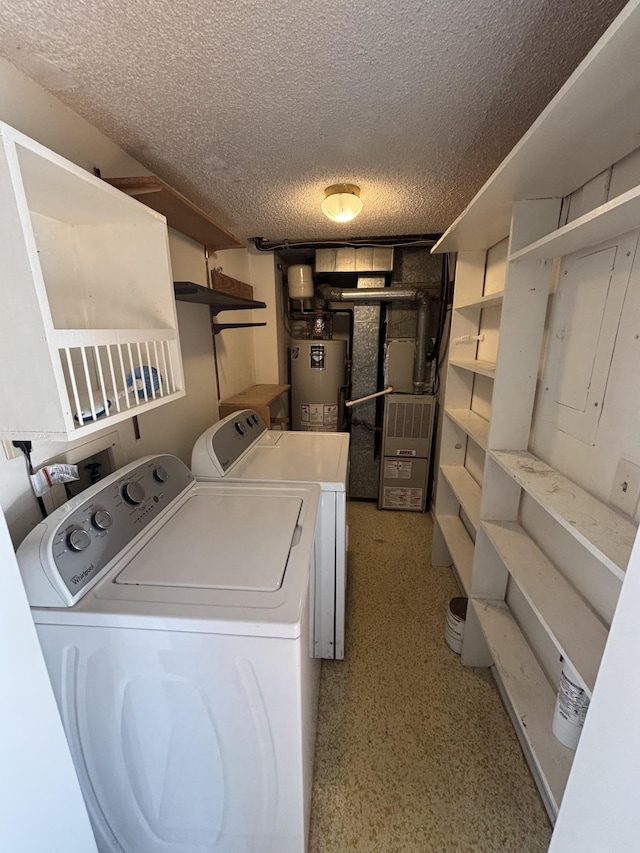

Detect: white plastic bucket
[552,658,590,750]
[445,597,468,654]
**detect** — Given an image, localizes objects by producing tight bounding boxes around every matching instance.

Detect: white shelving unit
[0,122,185,440]
[431,0,640,831]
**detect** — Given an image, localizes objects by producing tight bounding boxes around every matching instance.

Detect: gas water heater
[290,338,347,431]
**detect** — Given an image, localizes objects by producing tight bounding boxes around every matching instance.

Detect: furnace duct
[314,284,432,395]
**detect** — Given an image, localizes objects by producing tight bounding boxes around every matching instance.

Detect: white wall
[0,59,274,547]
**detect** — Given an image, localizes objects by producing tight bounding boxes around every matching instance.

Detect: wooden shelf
[441,466,481,532]
[445,408,489,450]
[510,184,640,263]
[456,291,504,311]
[106,176,244,251]
[219,384,290,428]
[173,281,266,313]
[449,357,496,379]
[490,450,636,579]
[482,521,608,694]
[434,514,474,594]
[473,599,573,820]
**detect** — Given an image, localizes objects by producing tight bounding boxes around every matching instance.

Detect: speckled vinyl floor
[308,502,552,853]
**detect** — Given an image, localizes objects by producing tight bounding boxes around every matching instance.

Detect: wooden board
[449,357,496,379]
[106,176,244,251]
[211,269,253,300]
[473,599,574,819]
[482,520,608,694]
[441,465,481,532]
[219,384,290,428]
[445,408,490,450]
[490,450,637,578]
[434,514,474,594]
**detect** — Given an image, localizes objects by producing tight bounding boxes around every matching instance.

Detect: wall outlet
[2,440,23,460]
[609,459,640,517]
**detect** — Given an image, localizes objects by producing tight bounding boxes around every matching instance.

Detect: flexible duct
[314,284,432,394]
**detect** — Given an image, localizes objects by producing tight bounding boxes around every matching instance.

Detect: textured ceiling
[0,0,629,241]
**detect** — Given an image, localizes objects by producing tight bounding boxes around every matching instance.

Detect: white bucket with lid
[445,597,468,655]
[552,658,590,750]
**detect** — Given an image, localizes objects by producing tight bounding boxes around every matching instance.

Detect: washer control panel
[17,455,194,606]
[208,409,267,473]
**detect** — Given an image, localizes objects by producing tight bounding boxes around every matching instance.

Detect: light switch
[609,459,640,517]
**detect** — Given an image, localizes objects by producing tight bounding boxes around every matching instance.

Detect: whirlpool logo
[70,565,95,585]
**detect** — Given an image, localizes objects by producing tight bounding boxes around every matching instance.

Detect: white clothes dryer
[191,410,349,659]
[16,454,321,853]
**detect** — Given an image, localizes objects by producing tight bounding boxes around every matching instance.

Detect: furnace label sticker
[383,487,423,508]
[384,459,412,479]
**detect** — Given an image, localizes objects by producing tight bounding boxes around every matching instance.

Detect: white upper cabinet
[0,122,185,440]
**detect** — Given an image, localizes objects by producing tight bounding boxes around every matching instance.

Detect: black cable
[251,234,441,253]
[13,440,48,519]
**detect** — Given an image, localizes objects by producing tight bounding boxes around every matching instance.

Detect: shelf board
[510,184,640,263]
[173,281,266,313]
[456,290,505,311]
[473,599,573,819]
[449,357,496,379]
[482,520,607,695]
[434,514,474,595]
[445,408,489,450]
[490,450,636,579]
[213,322,267,334]
[432,4,640,253]
[441,466,481,532]
[106,176,244,251]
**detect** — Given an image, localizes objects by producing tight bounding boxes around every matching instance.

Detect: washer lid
[227,431,350,489]
[115,493,302,592]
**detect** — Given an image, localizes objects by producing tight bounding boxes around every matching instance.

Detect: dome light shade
[321,183,363,222]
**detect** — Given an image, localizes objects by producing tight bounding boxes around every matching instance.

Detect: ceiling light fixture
[321,183,363,223]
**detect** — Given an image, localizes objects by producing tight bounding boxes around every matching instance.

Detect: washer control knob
[122,481,145,505]
[252,414,259,424]
[92,509,113,530]
[246,417,254,428]
[234,421,245,436]
[153,465,170,483]
[67,528,91,552]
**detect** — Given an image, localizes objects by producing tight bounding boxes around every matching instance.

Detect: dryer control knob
[234,421,245,436]
[153,465,170,483]
[67,528,91,552]
[92,509,113,530]
[122,481,145,505]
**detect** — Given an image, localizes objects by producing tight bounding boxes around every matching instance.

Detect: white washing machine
[16,454,321,853]
[191,410,349,659]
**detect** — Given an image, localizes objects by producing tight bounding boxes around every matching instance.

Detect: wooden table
[219,384,290,429]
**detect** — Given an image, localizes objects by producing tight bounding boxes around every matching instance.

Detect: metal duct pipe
[413,296,430,395]
[314,283,432,394]
[315,284,419,307]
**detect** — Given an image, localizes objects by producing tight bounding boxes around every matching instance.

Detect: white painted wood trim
[441,465,481,532]
[456,291,504,311]
[482,521,608,694]
[434,514,473,595]
[490,450,636,578]
[448,357,496,379]
[510,184,640,262]
[53,328,179,347]
[473,599,573,818]
[445,408,489,450]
